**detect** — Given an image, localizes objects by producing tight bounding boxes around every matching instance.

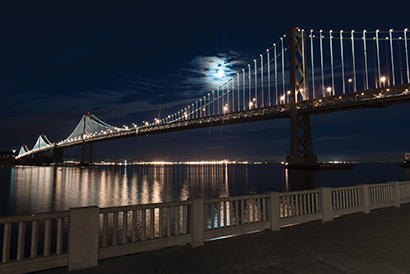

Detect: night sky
[1,1,410,162]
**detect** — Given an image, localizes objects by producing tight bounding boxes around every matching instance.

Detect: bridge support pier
[35,151,46,165]
[286,113,318,168]
[53,147,64,165]
[286,26,318,168]
[80,142,93,165]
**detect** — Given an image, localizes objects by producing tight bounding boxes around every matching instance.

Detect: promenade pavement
[36,203,410,274]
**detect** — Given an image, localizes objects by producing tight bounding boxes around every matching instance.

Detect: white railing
[331,186,363,215]
[98,201,191,260]
[1,180,410,273]
[400,181,410,203]
[279,190,321,226]
[203,194,270,240]
[0,211,69,273]
[368,183,396,209]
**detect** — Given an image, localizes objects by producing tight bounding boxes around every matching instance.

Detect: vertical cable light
[281,37,285,100]
[351,30,357,92]
[376,30,381,88]
[274,43,278,104]
[320,30,324,97]
[261,54,264,107]
[267,49,271,106]
[329,30,335,96]
[310,30,315,98]
[363,30,369,90]
[405,28,409,83]
[340,30,346,93]
[254,60,257,107]
[389,29,395,86]
[248,64,251,109]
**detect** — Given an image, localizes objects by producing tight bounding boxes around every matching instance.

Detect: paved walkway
[36,204,410,274]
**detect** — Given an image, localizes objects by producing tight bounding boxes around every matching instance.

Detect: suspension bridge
[15,27,410,167]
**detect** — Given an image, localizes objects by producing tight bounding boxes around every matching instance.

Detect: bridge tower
[286,27,318,168]
[80,113,93,165]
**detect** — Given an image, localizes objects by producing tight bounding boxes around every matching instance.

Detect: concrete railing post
[68,206,99,271]
[319,188,333,222]
[189,198,204,247]
[359,184,370,213]
[393,181,401,207]
[265,192,280,231]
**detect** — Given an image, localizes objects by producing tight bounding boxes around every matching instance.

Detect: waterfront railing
[279,189,321,226]
[1,181,410,273]
[203,194,271,240]
[98,201,192,260]
[0,211,69,272]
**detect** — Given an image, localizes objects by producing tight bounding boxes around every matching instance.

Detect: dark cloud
[186,51,249,91]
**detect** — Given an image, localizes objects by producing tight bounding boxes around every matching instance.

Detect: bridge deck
[17,83,410,158]
[61,83,410,146]
[38,203,410,273]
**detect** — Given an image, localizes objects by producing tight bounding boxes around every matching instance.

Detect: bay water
[1,163,409,217]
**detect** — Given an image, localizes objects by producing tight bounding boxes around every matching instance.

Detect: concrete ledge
[0,254,68,274]
[333,206,364,216]
[279,213,322,226]
[369,201,395,210]
[204,221,270,240]
[400,197,410,204]
[99,234,192,260]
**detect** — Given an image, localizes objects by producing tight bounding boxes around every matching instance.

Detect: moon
[217,69,224,77]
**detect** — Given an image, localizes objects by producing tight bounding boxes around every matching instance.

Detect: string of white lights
[351,30,357,92]
[340,30,345,93]
[310,30,315,97]
[363,30,369,90]
[320,30,324,97]
[150,28,410,127]
[329,30,335,96]
[281,37,285,99]
[267,49,271,106]
[274,43,278,104]
[389,29,396,86]
[261,54,264,107]
[146,28,409,128]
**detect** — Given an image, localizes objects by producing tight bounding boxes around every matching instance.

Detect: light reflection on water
[1,163,409,216]
[1,164,281,216]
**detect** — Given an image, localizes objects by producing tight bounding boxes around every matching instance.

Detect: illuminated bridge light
[16,28,410,165]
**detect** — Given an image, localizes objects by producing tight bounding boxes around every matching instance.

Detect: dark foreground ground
[36,203,410,274]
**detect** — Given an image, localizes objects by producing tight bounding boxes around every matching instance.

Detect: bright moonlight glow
[217,69,224,76]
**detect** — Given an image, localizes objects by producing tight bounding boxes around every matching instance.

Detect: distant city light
[96,160,263,166]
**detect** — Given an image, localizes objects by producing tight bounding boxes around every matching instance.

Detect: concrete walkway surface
[35,203,410,274]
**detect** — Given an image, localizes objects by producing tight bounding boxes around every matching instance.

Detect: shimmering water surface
[1,163,409,216]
